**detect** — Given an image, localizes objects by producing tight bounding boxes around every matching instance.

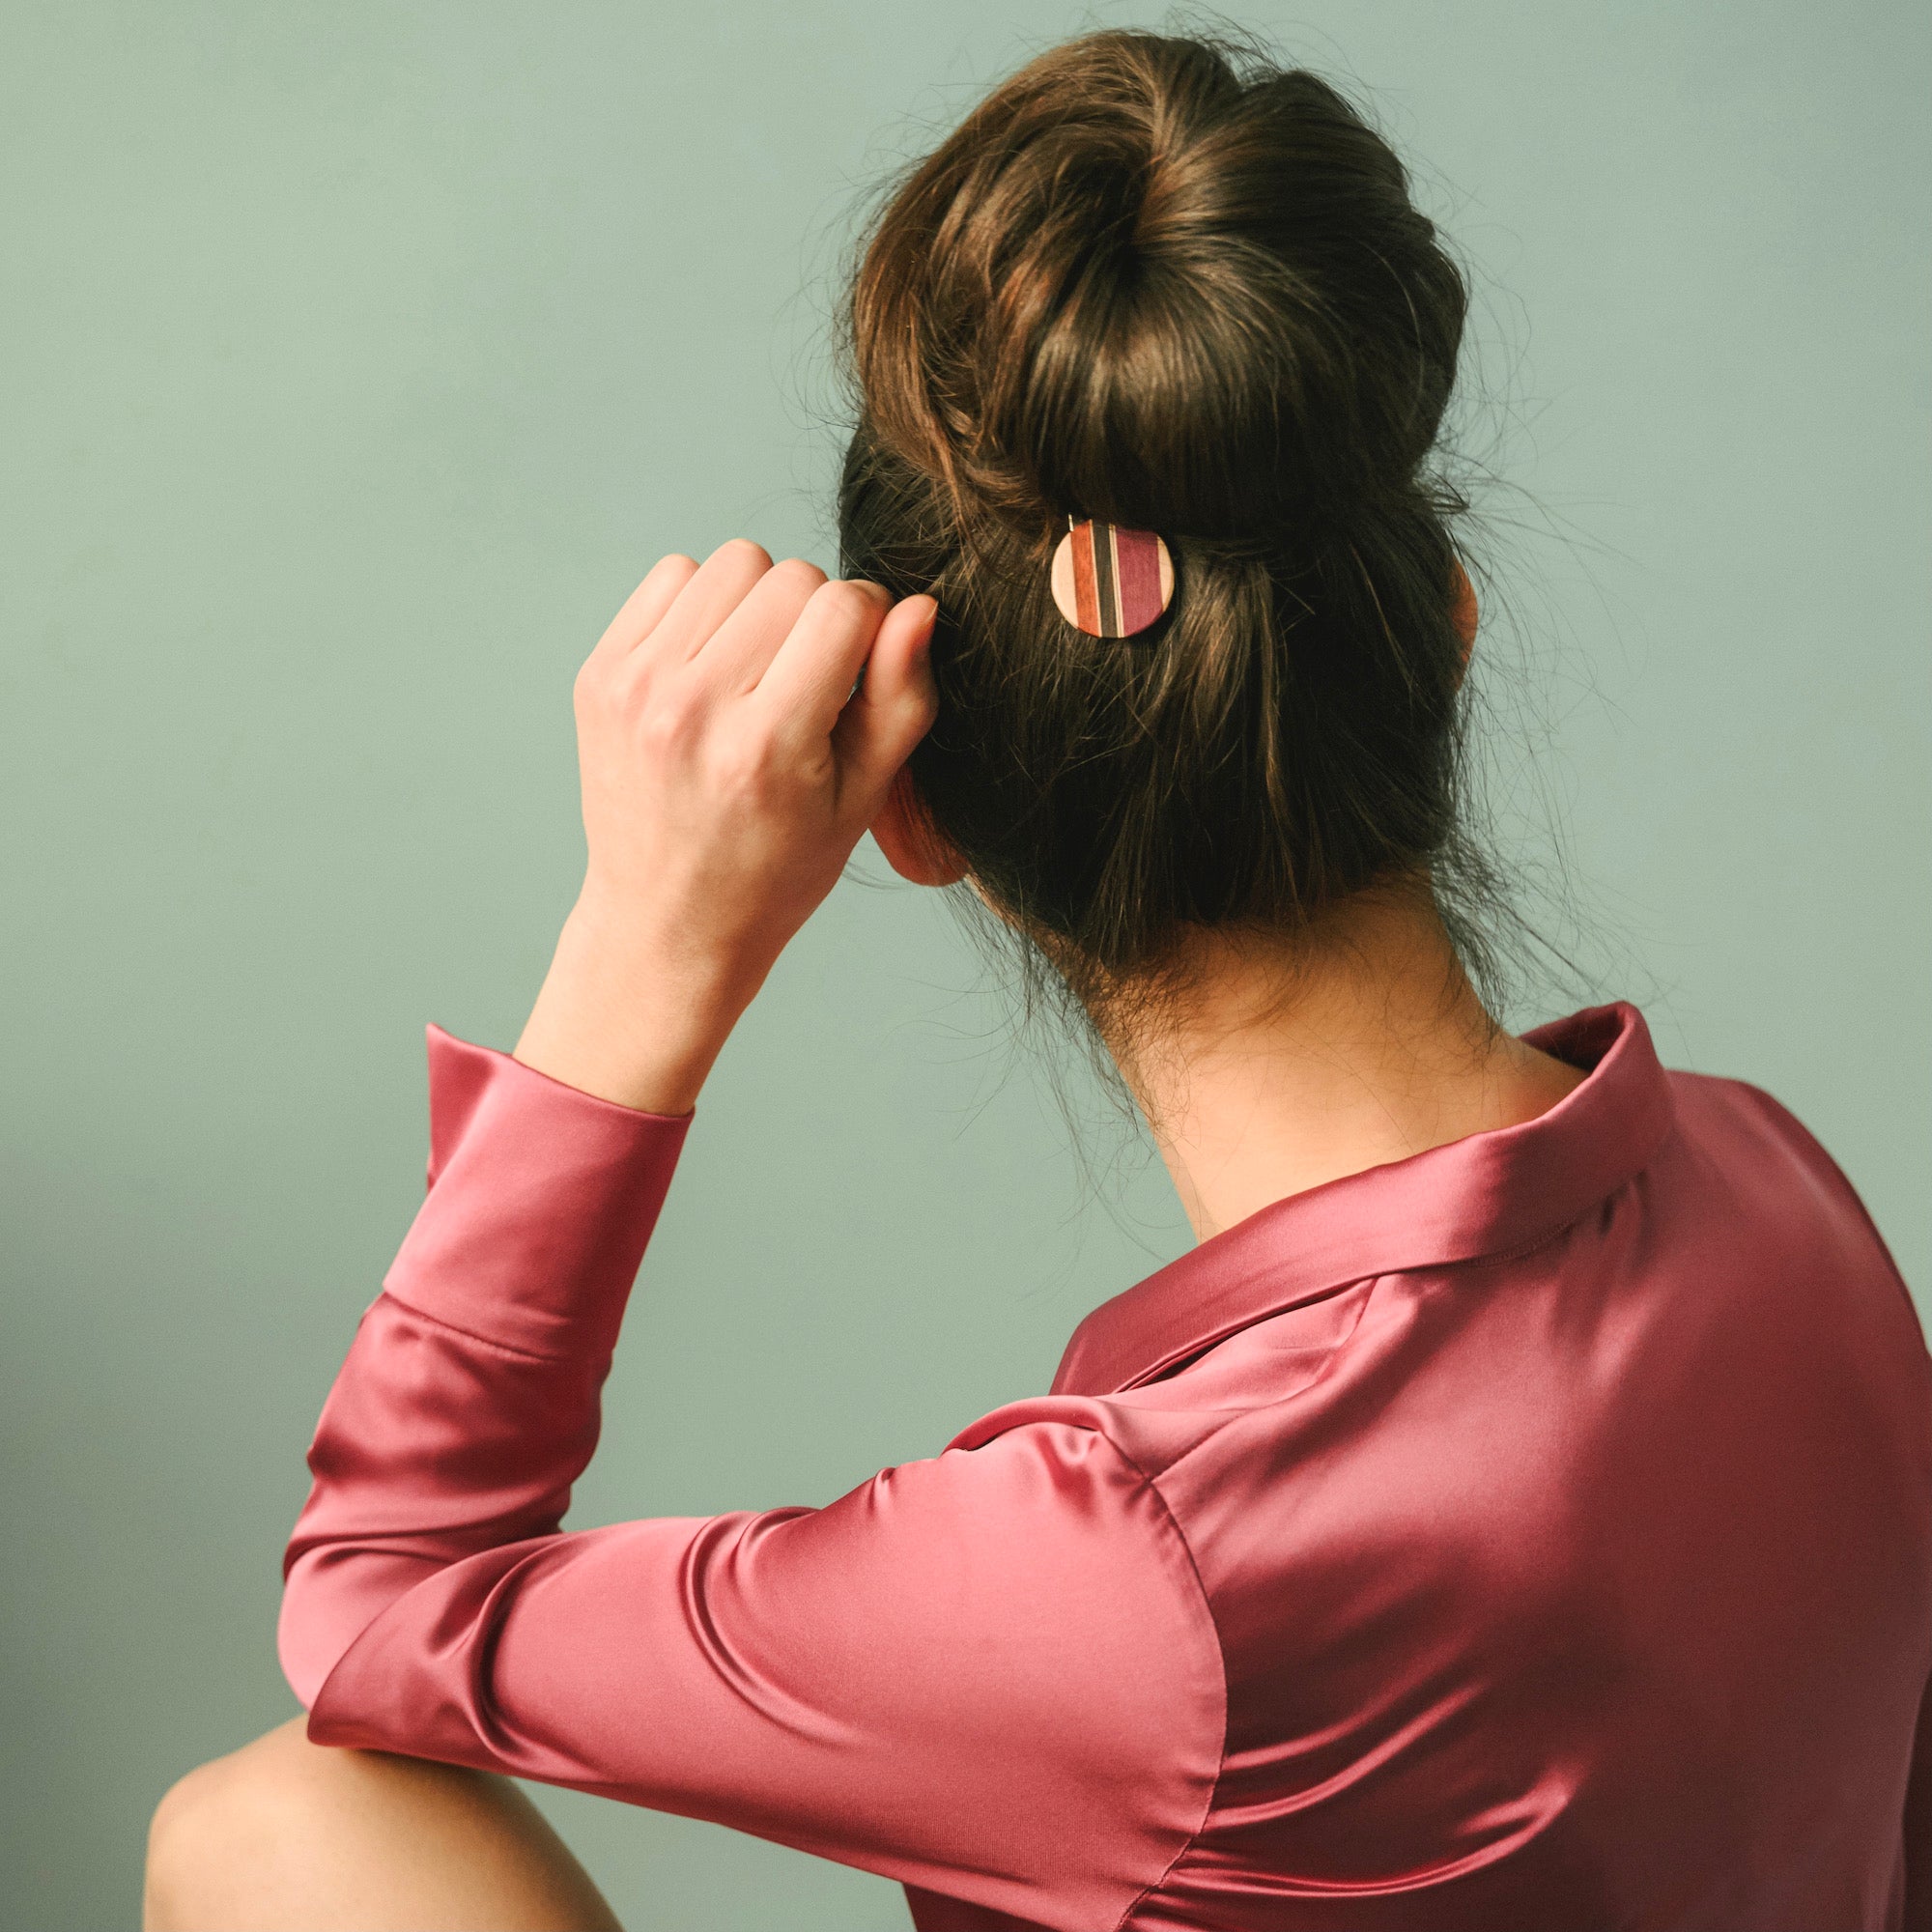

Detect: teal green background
[3,3,1926,1924]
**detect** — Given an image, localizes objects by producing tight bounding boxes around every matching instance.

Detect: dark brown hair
[838,27,1493,1028]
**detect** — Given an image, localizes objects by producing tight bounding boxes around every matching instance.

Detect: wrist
[512,893,759,1115]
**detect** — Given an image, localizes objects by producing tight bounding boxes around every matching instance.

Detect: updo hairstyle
[838,29,1490,1030]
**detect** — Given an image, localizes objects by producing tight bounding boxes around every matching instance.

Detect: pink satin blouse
[280,1002,1932,1929]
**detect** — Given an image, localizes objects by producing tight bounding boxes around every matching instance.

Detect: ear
[1450,555,1479,669]
[871,764,969,888]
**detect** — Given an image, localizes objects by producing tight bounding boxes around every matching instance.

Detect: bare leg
[144,1717,624,1931]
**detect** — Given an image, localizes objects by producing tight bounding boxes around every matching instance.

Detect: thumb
[832,593,938,819]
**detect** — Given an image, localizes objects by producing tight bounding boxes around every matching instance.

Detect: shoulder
[1663,1061,1845,1178]
[1665,1064,1872,1213]
[1661,1065,1918,1326]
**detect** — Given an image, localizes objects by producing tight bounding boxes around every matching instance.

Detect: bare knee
[145,1718,324,1931]
[143,1715,621,1932]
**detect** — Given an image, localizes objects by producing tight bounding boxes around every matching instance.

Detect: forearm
[278,1023,691,1708]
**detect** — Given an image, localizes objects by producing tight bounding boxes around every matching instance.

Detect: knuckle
[718,536,772,573]
[711,727,781,800]
[769,556,828,597]
[637,689,701,756]
[816,579,880,622]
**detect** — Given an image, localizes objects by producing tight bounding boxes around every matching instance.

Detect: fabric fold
[382,1023,693,1363]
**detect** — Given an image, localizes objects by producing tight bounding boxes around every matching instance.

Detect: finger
[687,556,828,696]
[828,594,940,819]
[586,553,699,666]
[636,537,776,669]
[751,578,895,744]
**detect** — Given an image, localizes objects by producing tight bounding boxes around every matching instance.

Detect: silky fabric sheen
[280,1003,1932,1929]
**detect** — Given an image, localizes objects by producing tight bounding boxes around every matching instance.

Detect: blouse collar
[1050,1002,1676,1399]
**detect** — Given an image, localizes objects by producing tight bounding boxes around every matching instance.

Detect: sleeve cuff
[380,1023,695,1361]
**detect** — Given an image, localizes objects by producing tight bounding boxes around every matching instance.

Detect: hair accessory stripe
[1051,519,1175,639]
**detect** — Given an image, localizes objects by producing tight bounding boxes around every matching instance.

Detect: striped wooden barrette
[1050,518,1175,639]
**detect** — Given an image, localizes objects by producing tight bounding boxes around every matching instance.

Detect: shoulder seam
[1104,1442,1228,1932]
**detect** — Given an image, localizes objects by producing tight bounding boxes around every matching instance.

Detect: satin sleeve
[277,1025,1223,1931]
[1906,1660,1932,1931]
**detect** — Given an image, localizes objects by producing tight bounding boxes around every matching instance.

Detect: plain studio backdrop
[2,2,1926,1925]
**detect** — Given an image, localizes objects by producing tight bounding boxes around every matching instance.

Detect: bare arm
[511,539,937,1114]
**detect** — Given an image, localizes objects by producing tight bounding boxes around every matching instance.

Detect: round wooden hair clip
[1050,519,1176,639]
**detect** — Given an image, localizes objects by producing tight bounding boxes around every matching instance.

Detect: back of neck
[1108,890,1587,1242]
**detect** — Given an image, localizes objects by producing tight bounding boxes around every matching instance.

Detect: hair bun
[852,33,1465,546]
[839,30,1480,1001]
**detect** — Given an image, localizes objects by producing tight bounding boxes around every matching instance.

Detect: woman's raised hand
[512,540,939,1113]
